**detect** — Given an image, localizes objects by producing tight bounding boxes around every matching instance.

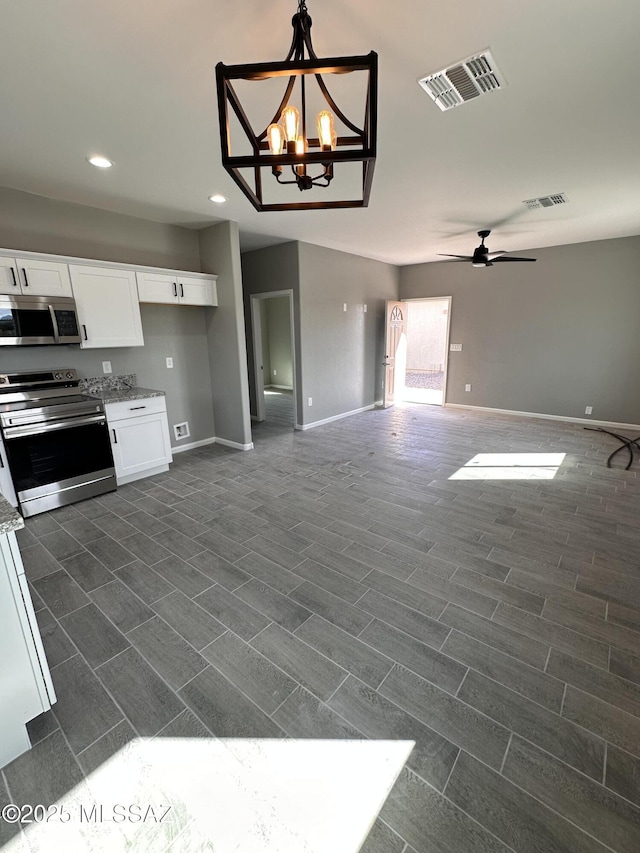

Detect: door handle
[112,429,118,444]
[21,268,29,287]
[9,267,18,287]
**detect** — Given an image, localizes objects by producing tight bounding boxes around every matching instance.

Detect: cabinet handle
[21,268,29,287]
[129,406,146,410]
[0,452,4,468]
[173,282,177,298]
[82,324,88,341]
[9,267,18,287]
[112,429,118,444]
[180,283,184,298]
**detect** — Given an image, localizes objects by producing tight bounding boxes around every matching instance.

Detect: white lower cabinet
[0,528,56,768]
[106,396,173,484]
[0,433,17,507]
[69,264,144,348]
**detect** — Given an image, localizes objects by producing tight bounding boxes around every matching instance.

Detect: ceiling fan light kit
[215,0,377,212]
[439,230,537,268]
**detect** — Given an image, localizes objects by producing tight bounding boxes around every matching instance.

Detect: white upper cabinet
[69,265,144,348]
[0,257,72,297]
[136,271,217,307]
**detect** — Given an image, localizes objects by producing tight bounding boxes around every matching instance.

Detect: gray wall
[1,306,216,447]
[400,235,640,425]
[266,297,293,388]
[0,186,200,270]
[298,242,399,424]
[242,242,301,422]
[198,220,253,448]
[0,187,254,448]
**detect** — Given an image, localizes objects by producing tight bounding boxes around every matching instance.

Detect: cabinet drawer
[106,396,167,422]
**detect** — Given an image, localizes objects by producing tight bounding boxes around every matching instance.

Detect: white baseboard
[445,403,640,431]
[266,384,294,391]
[172,436,253,453]
[216,437,254,451]
[171,436,217,454]
[295,404,377,431]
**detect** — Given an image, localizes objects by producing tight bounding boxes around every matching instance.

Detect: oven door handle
[3,414,107,440]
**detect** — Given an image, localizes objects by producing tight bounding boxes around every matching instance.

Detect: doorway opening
[383,297,451,408]
[250,291,297,431]
[402,297,451,405]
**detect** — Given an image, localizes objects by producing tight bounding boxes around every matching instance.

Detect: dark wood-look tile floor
[3,396,640,852]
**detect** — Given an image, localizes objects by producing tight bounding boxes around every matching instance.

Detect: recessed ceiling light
[87,155,114,168]
[208,194,227,204]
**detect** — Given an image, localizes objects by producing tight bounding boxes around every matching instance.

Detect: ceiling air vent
[418,50,506,111]
[523,193,568,210]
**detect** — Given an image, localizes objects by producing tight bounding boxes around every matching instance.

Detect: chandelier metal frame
[215,1,378,212]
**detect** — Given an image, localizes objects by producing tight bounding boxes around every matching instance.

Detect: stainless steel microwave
[0,295,81,345]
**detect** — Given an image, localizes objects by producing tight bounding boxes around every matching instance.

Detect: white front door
[383,301,407,408]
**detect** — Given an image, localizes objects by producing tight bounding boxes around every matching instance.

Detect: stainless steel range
[0,368,116,517]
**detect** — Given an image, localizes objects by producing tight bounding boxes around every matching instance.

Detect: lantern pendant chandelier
[215,0,378,212]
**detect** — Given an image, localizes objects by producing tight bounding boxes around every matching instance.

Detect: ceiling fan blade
[486,251,507,260]
[492,256,537,263]
[438,254,474,260]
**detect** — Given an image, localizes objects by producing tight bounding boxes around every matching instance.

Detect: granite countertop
[0,495,24,535]
[86,387,165,405]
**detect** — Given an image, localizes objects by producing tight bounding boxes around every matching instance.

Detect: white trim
[401,295,452,407]
[250,290,298,429]
[216,437,254,451]
[171,436,217,454]
[296,404,377,431]
[445,403,640,431]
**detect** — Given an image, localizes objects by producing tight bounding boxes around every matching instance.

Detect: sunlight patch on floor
[11,738,414,852]
[450,452,567,480]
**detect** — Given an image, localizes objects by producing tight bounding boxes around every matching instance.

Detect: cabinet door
[69,265,144,348]
[177,276,217,306]
[0,257,20,295]
[15,258,73,297]
[109,412,172,481]
[136,271,179,304]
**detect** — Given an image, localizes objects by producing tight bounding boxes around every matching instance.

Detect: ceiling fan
[439,230,537,268]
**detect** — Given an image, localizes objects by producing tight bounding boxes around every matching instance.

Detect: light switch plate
[166,357,174,369]
[102,361,112,374]
[450,343,463,352]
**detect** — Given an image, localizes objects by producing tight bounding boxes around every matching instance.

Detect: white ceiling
[2,0,640,265]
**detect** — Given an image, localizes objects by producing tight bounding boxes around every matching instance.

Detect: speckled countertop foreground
[79,374,165,405]
[0,494,24,534]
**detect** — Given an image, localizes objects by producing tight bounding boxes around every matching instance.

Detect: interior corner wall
[296,242,399,425]
[198,219,253,448]
[399,235,640,425]
[241,242,302,422]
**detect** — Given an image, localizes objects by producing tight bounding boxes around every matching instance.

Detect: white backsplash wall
[0,304,216,448]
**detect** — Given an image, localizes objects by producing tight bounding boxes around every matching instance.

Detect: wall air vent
[418,50,506,111]
[523,193,568,210]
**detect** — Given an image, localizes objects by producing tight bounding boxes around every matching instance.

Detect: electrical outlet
[343,303,347,312]
[363,304,368,313]
[585,406,593,415]
[102,361,112,374]
[465,384,472,392]
[307,397,313,406]
[273,369,277,376]
[166,357,174,369]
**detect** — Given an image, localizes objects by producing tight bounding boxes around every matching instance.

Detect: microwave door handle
[49,305,61,343]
